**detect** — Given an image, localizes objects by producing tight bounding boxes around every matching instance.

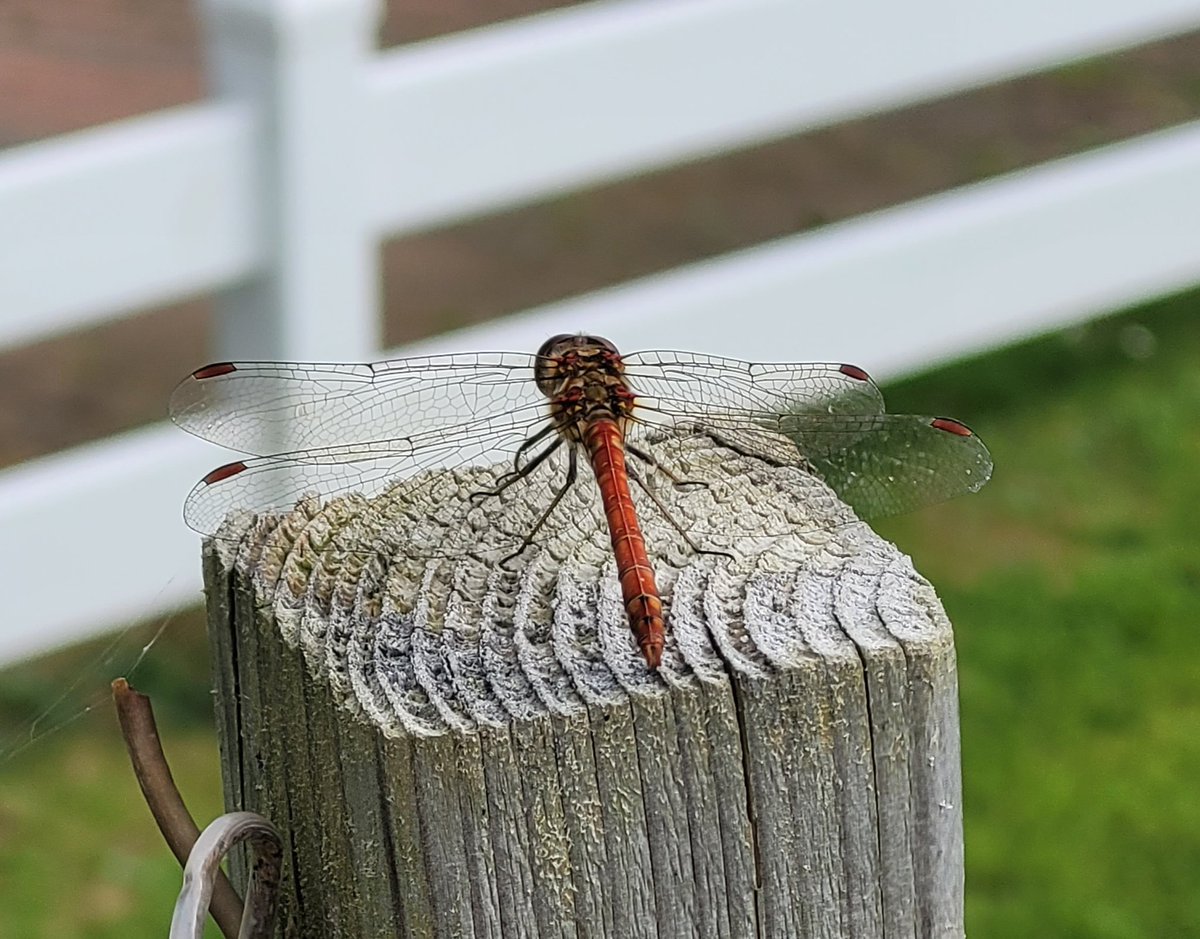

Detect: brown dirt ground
[1,1,1198,468]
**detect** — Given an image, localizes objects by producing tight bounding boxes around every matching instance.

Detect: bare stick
[112,678,245,939]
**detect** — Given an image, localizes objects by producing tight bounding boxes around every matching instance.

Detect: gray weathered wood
[203,429,965,938]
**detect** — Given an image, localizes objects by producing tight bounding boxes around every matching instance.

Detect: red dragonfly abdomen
[581,416,665,668]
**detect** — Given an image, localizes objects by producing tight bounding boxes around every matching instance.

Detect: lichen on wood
[204,427,964,938]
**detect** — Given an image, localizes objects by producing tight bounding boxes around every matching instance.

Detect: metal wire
[169,811,282,939]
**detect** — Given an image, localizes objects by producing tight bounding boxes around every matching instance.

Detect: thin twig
[170,811,282,939]
[112,678,245,939]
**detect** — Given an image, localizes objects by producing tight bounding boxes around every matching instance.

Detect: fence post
[200,433,966,937]
[199,0,384,361]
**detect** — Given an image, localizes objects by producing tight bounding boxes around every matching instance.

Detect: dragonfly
[171,334,992,668]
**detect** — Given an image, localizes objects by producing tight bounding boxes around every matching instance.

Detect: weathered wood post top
[204,426,965,938]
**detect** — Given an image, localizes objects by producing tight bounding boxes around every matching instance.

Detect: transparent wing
[186,412,990,549]
[804,414,992,517]
[171,351,885,458]
[170,353,543,456]
[623,351,885,424]
[182,405,550,535]
[175,347,989,550]
[719,413,994,519]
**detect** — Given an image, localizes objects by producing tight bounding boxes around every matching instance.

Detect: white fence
[2,0,1200,664]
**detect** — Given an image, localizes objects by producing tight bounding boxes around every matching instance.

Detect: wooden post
[203,430,964,938]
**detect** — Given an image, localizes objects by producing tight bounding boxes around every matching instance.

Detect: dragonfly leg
[627,441,708,493]
[511,422,558,473]
[497,447,580,570]
[469,438,563,503]
[625,463,734,562]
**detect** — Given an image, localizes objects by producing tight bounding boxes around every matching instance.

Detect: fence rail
[0,105,256,350]
[2,0,1199,663]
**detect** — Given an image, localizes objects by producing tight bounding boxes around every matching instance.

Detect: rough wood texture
[203,429,964,938]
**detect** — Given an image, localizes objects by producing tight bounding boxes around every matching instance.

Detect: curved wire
[169,811,283,939]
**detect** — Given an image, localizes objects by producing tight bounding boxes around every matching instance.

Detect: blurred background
[1,0,1199,936]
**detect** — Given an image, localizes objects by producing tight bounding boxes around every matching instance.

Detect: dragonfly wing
[170,353,542,454]
[623,352,886,429]
[799,414,993,518]
[185,446,416,536]
[625,417,990,545]
[622,353,989,515]
[182,407,552,535]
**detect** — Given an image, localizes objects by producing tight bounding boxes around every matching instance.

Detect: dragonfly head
[535,334,623,397]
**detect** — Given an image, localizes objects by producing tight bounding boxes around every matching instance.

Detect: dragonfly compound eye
[536,334,578,360]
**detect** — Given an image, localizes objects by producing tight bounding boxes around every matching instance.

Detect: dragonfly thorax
[545,374,637,444]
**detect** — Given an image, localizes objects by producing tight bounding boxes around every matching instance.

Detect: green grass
[2,289,1198,936]
[0,614,225,939]
[876,289,1200,938]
